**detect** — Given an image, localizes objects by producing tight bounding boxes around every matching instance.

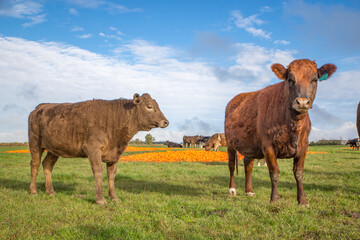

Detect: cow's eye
[146,105,154,110]
[288,77,295,84]
[311,77,318,83]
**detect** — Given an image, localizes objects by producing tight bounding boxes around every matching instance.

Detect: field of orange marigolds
[4,146,329,163]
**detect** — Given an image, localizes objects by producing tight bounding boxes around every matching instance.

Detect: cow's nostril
[296,99,300,105]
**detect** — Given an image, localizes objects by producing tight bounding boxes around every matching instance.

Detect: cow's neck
[112,100,142,145]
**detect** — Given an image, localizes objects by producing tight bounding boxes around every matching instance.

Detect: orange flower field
[120,150,244,163]
[4,149,31,153]
[4,147,328,163]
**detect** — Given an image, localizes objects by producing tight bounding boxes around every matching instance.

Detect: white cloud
[213,43,296,85]
[68,0,142,14]
[71,26,84,32]
[245,27,271,39]
[78,34,92,39]
[260,6,273,12]
[0,0,42,18]
[99,32,121,40]
[0,0,45,27]
[274,40,290,45]
[69,8,79,15]
[22,13,46,27]
[0,36,357,143]
[310,122,357,141]
[231,10,271,39]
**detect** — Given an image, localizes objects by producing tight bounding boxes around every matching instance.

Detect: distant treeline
[0,142,29,146]
[309,140,342,146]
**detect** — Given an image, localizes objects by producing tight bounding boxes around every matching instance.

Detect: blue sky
[0,0,359,143]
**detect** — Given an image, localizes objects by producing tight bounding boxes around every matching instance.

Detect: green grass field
[0,145,359,239]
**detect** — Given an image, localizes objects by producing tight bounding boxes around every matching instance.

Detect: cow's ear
[318,64,337,81]
[133,93,141,105]
[271,63,287,80]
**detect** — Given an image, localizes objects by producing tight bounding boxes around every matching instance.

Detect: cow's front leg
[243,157,255,196]
[88,151,106,205]
[263,147,280,202]
[107,162,119,202]
[293,151,309,207]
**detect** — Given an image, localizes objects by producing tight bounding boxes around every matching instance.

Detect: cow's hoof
[229,188,236,196]
[30,190,38,195]
[245,192,255,196]
[111,197,120,203]
[96,198,107,205]
[46,190,55,196]
[300,203,310,208]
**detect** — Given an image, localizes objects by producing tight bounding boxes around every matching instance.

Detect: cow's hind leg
[107,162,119,202]
[263,147,280,202]
[244,157,255,196]
[29,145,44,195]
[228,147,237,195]
[88,150,106,205]
[42,152,59,195]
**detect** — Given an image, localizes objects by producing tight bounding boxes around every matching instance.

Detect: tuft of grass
[0,145,359,239]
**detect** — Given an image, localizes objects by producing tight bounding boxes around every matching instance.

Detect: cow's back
[29,100,122,157]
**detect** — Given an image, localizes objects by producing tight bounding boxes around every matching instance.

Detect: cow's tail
[235,151,239,176]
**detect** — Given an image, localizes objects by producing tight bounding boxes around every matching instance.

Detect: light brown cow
[183,135,202,148]
[225,59,336,206]
[204,133,226,151]
[28,93,168,204]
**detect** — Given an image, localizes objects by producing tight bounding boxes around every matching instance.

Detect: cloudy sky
[0,0,359,143]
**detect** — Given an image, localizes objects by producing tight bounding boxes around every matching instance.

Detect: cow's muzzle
[292,98,311,113]
[159,119,169,128]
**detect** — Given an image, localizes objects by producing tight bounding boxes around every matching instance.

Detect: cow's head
[133,93,169,131]
[204,143,211,151]
[271,59,337,114]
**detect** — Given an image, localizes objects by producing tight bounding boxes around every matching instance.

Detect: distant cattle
[28,93,169,204]
[164,140,182,148]
[357,102,360,138]
[346,138,360,150]
[196,136,210,148]
[204,133,226,151]
[183,135,202,148]
[225,59,336,206]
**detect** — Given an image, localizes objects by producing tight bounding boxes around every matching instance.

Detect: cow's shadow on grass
[0,178,76,194]
[114,175,202,196]
[210,172,359,195]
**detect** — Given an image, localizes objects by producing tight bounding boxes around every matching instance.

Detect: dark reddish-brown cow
[183,135,202,148]
[28,93,168,204]
[204,133,226,151]
[225,59,336,206]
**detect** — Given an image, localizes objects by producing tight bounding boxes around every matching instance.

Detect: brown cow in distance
[225,59,337,206]
[183,135,202,148]
[164,140,183,148]
[204,133,226,151]
[28,93,169,205]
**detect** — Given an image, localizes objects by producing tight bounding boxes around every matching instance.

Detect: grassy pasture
[0,145,359,239]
